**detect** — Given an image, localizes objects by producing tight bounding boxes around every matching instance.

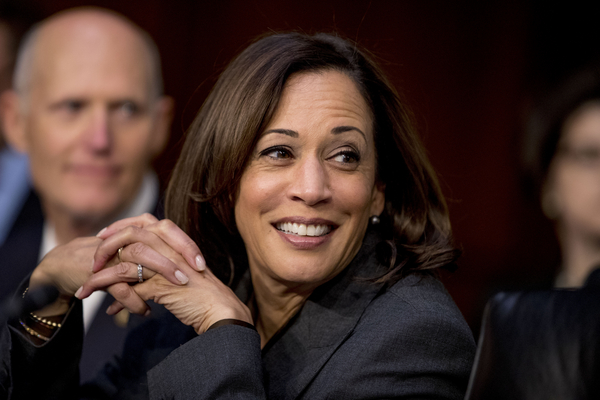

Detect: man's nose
[288,156,332,206]
[85,108,111,153]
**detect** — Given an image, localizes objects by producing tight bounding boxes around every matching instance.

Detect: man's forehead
[29,11,153,100]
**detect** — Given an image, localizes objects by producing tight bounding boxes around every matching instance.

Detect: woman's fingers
[76,261,157,300]
[143,219,206,272]
[93,223,154,271]
[89,240,190,293]
[95,213,158,239]
[105,282,149,315]
[95,216,206,273]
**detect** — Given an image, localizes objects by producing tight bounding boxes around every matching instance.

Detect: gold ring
[118,247,124,264]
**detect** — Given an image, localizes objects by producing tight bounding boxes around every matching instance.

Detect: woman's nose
[288,156,332,206]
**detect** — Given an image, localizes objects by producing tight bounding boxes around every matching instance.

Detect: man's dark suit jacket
[0,190,162,383]
[3,230,476,399]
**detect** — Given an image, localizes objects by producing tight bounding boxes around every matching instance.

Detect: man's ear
[1,90,29,153]
[149,95,174,158]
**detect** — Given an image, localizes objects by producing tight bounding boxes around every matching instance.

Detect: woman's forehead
[264,71,372,135]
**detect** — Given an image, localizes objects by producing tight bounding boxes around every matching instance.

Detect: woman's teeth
[276,222,331,237]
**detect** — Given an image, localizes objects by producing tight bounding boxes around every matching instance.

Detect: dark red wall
[21,0,600,332]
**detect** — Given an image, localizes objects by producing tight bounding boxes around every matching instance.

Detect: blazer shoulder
[308,272,476,399]
[364,272,475,350]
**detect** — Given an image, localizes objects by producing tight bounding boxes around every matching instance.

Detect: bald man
[0,8,172,382]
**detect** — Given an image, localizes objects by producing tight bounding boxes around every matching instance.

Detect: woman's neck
[249,269,314,348]
[557,227,600,287]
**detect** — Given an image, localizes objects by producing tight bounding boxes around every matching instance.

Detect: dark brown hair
[166,32,458,285]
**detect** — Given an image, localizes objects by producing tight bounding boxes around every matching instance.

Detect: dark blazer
[0,190,163,384]
[0,190,44,303]
[466,285,600,400]
[3,230,476,399]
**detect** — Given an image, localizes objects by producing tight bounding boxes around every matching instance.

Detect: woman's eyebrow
[331,126,367,143]
[263,128,298,138]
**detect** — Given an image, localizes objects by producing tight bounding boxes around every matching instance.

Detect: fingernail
[195,255,206,271]
[144,309,151,317]
[96,227,107,237]
[91,259,95,272]
[75,286,83,299]
[175,270,189,284]
[106,305,114,314]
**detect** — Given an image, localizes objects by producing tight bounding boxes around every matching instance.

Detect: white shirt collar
[39,172,159,260]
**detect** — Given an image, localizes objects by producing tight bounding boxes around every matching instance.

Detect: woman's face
[545,101,600,240]
[234,70,385,292]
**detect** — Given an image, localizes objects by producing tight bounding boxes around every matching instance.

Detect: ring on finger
[118,246,124,264]
[137,264,144,283]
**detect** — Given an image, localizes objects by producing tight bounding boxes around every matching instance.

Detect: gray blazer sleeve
[147,324,264,400]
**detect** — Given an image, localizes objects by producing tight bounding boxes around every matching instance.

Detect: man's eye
[116,101,139,117]
[62,100,84,113]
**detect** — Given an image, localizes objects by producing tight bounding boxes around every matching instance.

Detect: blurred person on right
[523,62,600,288]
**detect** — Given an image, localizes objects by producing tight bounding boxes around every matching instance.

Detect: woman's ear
[1,90,28,153]
[370,182,386,216]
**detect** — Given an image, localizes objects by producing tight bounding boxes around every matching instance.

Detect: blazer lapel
[262,230,387,400]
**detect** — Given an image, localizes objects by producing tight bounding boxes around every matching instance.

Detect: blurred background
[5,0,600,333]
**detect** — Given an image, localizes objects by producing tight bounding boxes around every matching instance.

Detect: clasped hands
[30,214,252,335]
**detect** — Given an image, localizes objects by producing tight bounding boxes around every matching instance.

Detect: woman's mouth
[275,222,332,237]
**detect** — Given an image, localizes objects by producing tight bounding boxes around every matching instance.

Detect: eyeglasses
[557,143,600,168]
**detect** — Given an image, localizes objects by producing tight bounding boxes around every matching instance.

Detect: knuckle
[115,262,130,277]
[156,219,174,234]
[142,213,156,222]
[156,256,175,272]
[128,242,147,259]
[111,283,131,300]
[124,225,141,237]
[183,239,199,253]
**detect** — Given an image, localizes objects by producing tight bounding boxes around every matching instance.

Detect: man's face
[16,22,169,223]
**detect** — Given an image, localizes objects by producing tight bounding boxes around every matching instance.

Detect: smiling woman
[3,32,475,399]
[235,71,385,343]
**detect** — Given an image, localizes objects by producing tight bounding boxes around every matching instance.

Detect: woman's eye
[261,146,292,160]
[575,148,600,163]
[331,150,360,164]
[562,145,600,165]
